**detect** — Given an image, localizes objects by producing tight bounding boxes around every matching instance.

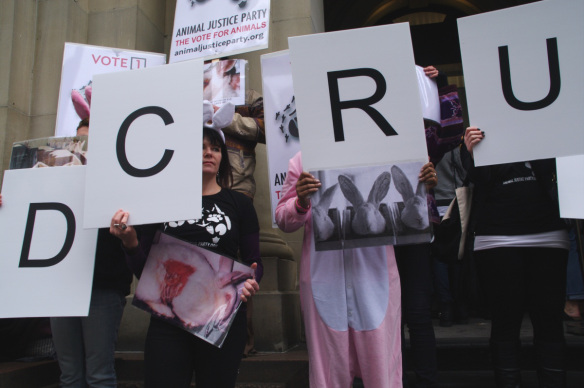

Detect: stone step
[3,337,583,387]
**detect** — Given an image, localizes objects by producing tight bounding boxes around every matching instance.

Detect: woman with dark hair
[109,126,262,388]
[464,126,569,388]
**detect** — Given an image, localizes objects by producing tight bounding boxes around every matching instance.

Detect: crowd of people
[0,61,582,388]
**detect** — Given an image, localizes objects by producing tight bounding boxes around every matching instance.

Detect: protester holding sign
[15,119,131,388]
[276,152,402,387]
[464,126,569,387]
[109,126,262,388]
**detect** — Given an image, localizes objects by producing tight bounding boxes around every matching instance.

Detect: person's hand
[110,209,138,249]
[0,194,3,206]
[423,66,439,79]
[241,263,260,302]
[295,172,321,209]
[419,162,438,189]
[464,127,485,158]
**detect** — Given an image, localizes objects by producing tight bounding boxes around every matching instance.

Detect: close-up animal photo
[311,161,432,251]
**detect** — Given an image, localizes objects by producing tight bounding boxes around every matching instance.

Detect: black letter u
[499,37,561,111]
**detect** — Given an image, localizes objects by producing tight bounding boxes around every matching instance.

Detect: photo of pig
[133,232,254,347]
[311,161,432,251]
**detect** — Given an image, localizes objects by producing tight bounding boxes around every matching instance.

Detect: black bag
[431,185,472,264]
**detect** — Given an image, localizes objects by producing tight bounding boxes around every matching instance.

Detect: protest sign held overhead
[261,50,301,227]
[55,43,166,137]
[170,0,270,63]
[0,167,97,318]
[84,60,204,229]
[458,0,584,166]
[288,24,428,172]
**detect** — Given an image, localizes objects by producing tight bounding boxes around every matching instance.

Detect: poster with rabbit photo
[133,232,255,348]
[310,161,432,251]
[55,43,166,137]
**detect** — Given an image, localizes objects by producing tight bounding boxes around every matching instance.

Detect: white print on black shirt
[165,204,232,245]
[502,176,537,185]
[502,162,537,186]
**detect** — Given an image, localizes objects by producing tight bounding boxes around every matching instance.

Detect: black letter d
[19,203,76,268]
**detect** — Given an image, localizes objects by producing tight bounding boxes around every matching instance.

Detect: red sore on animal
[160,259,196,304]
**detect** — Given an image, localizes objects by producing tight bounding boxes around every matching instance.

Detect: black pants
[396,243,438,387]
[475,247,568,344]
[144,308,247,388]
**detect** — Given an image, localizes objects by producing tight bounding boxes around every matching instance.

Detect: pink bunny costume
[276,152,402,387]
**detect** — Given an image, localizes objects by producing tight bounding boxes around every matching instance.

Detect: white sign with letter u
[458,0,584,166]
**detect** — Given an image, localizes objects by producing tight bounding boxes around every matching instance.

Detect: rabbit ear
[367,171,391,205]
[415,180,426,197]
[391,165,415,200]
[316,183,338,210]
[85,86,92,107]
[71,90,90,120]
[338,175,364,207]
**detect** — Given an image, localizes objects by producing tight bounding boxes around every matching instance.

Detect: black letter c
[116,106,175,177]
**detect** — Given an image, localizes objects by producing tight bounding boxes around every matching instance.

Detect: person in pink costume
[276,152,402,388]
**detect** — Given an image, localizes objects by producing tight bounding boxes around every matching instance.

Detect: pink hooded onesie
[275,152,402,388]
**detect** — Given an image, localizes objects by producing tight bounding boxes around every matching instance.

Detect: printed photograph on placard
[9,136,88,170]
[203,59,247,107]
[310,161,432,251]
[132,232,254,348]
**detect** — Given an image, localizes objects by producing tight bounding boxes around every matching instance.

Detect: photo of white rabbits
[310,161,432,251]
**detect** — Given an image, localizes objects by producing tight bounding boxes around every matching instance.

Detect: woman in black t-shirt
[109,127,261,388]
[465,127,568,388]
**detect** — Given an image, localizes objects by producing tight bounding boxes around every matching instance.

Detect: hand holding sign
[110,209,138,250]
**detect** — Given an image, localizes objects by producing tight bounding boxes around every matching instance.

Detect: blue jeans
[567,227,584,300]
[51,288,126,388]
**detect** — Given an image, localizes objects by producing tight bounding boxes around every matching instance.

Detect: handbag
[433,184,473,263]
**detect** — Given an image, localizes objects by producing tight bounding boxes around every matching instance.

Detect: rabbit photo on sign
[312,183,340,242]
[391,164,430,231]
[338,171,392,236]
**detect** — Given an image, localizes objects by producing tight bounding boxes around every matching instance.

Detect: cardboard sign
[0,167,97,318]
[261,50,301,227]
[84,60,204,228]
[288,23,427,172]
[169,0,270,62]
[133,232,254,347]
[557,155,584,219]
[458,0,584,166]
[55,43,166,137]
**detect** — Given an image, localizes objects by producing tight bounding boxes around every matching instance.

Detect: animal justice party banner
[55,43,166,137]
[261,50,301,227]
[170,0,270,63]
[457,0,584,166]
